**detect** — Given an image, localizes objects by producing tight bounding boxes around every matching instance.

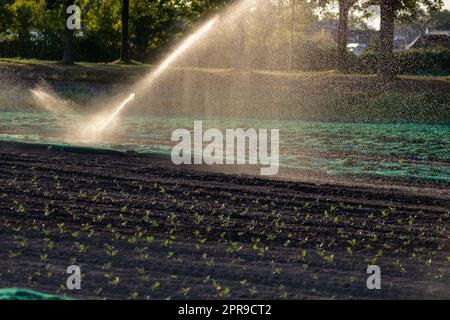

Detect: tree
[376,0,443,80]
[402,8,450,32]
[62,0,75,64]
[0,2,13,34]
[127,0,230,62]
[120,0,130,63]
[337,0,358,72]
[378,0,395,79]
[318,0,359,73]
[430,9,450,29]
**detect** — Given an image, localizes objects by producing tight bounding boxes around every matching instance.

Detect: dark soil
[0,141,448,300]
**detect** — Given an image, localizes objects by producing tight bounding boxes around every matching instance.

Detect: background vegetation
[0,0,229,62]
[0,0,449,75]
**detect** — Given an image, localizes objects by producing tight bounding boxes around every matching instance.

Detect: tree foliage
[0,0,447,72]
[0,0,227,61]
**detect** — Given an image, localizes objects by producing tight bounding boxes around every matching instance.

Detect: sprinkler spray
[98,93,136,132]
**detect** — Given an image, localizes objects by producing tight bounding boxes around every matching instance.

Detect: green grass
[1,57,449,83]
[0,58,232,82]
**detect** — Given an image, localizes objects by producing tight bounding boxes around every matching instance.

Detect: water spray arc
[96,16,218,133]
[30,88,74,113]
[140,17,218,88]
[98,93,136,132]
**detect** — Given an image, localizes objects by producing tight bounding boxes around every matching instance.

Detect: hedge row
[0,36,120,62]
[354,47,450,75]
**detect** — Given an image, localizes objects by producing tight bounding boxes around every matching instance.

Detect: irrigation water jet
[138,16,218,89]
[93,16,218,135]
[98,93,136,132]
[71,0,258,142]
[30,88,74,113]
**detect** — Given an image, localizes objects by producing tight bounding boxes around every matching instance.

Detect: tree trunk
[120,0,130,63]
[62,0,75,64]
[378,0,396,80]
[288,0,295,71]
[337,0,350,73]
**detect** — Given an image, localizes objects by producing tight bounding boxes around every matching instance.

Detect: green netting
[0,288,72,300]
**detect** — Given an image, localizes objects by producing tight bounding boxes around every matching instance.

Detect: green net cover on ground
[0,288,72,300]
